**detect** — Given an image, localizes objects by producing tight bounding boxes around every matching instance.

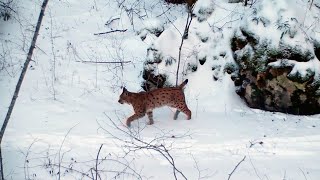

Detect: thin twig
[81,60,131,64]
[156,6,172,18]
[50,163,94,179]
[23,139,39,180]
[105,17,120,26]
[0,1,16,14]
[94,29,127,35]
[49,10,57,100]
[0,147,3,180]
[248,154,262,180]
[58,124,78,180]
[95,144,103,180]
[190,153,212,179]
[228,156,246,180]
[310,0,314,9]
[100,115,188,180]
[299,168,308,180]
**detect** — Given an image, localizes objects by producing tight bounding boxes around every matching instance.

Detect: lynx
[118,79,192,127]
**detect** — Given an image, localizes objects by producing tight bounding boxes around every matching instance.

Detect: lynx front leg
[126,113,145,127]
[173,110,180,120]
[146,111,154,125]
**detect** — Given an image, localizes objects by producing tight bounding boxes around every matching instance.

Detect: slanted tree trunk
[0,0,50,179]
[310,0,314,9]
[176,6,193,86]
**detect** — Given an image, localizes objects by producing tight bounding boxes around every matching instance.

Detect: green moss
[201,36,209,43]
[235,40,282,74]
[287,69,314,83]
[279,42,314,62]
[291,90,304,106]
[146,47,163,64]
[314,40,320,60]
[197,6,214,22]
[240,27,259,46]
[230,35,247,51]
[187,63,198,73]
[224,62,238,74]
[213,56,219,61]
[199,56,206,65]
[250,84,265,108]
[310,78,320,91]
[153,52,163,63]
[148,27,164,37]
[165,57,176,66]
[219,52,226,58]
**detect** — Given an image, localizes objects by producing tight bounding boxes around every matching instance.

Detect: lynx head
[118,87,130,104]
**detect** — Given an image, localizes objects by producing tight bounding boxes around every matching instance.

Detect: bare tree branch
[105,17,120,26]
[244,0,248,6]
[95,144,103,180]
[99,114,189,180]
[310,0,314,9]
[0,1,16,14]
[94,29,127,36]
[228,156,246,180]
[57,124,78,180]
[81,60,131,64]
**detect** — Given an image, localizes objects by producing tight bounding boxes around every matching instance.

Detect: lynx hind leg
[146,111,154,125]
[183,106,192,120]
[171,102,191,120]
[177,105,191,120]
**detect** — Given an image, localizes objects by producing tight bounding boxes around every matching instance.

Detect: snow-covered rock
[230,0,320,114]
[141,0,320,114]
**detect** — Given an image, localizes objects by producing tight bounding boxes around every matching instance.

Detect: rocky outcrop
[231,28,320,115]
[140,0,320,115]
[142,67,167,91]
[141,47,170,91]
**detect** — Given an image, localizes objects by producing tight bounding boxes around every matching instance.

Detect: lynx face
[118,79,192,127]
[118,88,130,104]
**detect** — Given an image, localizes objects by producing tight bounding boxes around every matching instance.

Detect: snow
[1,0,320,180]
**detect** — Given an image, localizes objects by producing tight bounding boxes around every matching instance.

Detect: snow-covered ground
[1,0,320,179]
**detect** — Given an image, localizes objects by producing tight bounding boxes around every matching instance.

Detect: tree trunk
[0,0,50,179]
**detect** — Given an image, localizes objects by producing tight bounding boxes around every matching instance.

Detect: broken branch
[81,61,131,64]
[228,156,246,180]
[94,29,127,35]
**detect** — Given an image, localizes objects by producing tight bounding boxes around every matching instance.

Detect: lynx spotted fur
[118,79,192,127]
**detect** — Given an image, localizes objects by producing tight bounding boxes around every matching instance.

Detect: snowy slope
[1,0,320,179]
